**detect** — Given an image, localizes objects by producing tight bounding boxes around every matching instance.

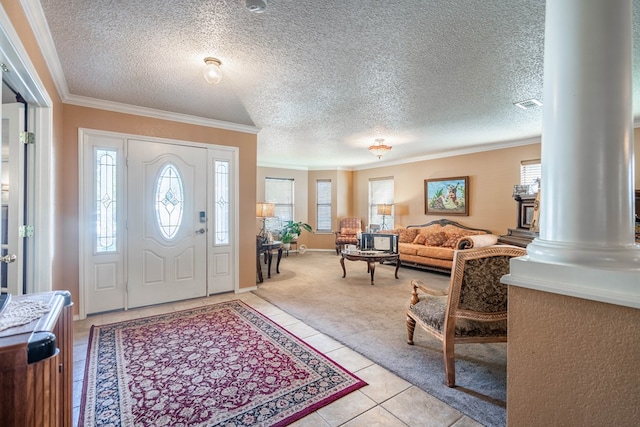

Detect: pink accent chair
[334,217,362,255]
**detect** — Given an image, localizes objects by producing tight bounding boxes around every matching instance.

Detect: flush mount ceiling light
[203,57,223,85]
[514,98,543,110]
[246,0,267,13]
[368,138,392,159]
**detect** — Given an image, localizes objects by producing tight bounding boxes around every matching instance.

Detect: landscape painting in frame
[424,176,469,216]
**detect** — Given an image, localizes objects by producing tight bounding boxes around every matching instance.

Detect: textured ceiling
[35,0,640,169]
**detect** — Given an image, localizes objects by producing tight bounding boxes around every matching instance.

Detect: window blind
[265,177,294,231]
[368,177,394,229]
[520,159,541,192]
[316,179,332,232]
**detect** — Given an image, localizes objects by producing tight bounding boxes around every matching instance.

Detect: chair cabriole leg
[406,315,416,345]
[443,318,456,387]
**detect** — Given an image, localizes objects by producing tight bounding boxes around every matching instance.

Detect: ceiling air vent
[514,98,543,110]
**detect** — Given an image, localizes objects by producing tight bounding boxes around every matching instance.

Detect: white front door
[127,140,207,308]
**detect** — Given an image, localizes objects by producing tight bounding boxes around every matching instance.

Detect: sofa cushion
[340,227,358,235]
[397,228,418,243]
[400,253,453,270]
[415,245,455,260]
[413,234,427,244]
[442,233,465,248]
[399,243,421,256]
[423,232,447,246]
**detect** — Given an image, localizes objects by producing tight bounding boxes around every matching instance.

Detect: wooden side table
[257,240,283,283]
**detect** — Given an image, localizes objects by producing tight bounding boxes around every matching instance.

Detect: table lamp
[377,203,393,230]
[256,202,275,242]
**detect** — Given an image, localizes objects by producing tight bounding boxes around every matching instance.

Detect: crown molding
[65,94,260,134]
[352,136,542,171]
[21,0,68,102]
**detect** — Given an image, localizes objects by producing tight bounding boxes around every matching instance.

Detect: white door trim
[78,128,239,318]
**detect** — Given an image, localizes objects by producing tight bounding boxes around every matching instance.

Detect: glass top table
[340,250,400,285]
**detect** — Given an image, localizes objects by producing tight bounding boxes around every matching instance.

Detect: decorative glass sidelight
[155,163,184,240]
[214,160,230,244]
[96,149,117,252]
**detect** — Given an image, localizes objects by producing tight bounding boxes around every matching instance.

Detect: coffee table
[340,250,400,285]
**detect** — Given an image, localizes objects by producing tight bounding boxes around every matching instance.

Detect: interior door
[127,140,207,308]
[1,102,25,295]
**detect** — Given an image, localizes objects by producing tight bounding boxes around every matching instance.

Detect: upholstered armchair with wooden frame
[405,245,526,387]
[334,217,362,255]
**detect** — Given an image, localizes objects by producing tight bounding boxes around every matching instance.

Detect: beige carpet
[254,250,507,427]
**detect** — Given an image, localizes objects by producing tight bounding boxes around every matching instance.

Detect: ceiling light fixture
[368,138,392,159]
[246,0,267,13]
[203,57,223,85]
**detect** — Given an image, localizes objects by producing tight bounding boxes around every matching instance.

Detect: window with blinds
[368,177,394,229]
[265,177,294,231]
[521,159,541,193]
[316,179,332,232]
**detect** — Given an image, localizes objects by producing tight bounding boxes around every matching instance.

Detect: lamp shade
[377,204,393,216]
[256,202,275,218]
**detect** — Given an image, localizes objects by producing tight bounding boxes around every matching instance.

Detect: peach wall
[336,170,354,224]
[63,105,257,307]
[353,144,542,234]
[255,167,357,251]
[508,287,640,425]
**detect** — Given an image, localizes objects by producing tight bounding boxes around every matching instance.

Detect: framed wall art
[424,176,469,216]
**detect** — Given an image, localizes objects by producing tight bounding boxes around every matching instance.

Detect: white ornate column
[503,0,640,307]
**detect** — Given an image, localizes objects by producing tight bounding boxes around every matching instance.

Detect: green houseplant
[279,221,312,247]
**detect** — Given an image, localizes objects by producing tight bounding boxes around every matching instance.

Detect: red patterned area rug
[79,300,366,426]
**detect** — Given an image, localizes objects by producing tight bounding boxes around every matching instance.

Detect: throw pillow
[423,232,447,247]
[413,234,427,245]
[397,228,418,243]
[442,233,465,248]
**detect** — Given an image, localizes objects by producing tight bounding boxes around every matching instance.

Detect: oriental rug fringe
[79,300,366,426]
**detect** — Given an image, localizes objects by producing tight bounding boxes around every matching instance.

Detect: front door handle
[0,254,16,264]
[195,228,206,235]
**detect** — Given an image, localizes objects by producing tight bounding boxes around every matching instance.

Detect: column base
[527,237,640,268]
[502,246,640,309]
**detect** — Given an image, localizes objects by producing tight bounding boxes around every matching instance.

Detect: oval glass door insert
[155,163,184,240]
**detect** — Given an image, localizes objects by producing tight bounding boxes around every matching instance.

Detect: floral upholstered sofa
[381,219,498,273]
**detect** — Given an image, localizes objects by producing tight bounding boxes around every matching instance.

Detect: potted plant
[280,230,295,250]
[279,221,312,250]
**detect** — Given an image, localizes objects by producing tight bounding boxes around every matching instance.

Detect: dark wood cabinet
[0,291,73,427]
[498,194,539,248]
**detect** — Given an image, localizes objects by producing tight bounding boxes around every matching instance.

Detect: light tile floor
[72,292,482,427]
